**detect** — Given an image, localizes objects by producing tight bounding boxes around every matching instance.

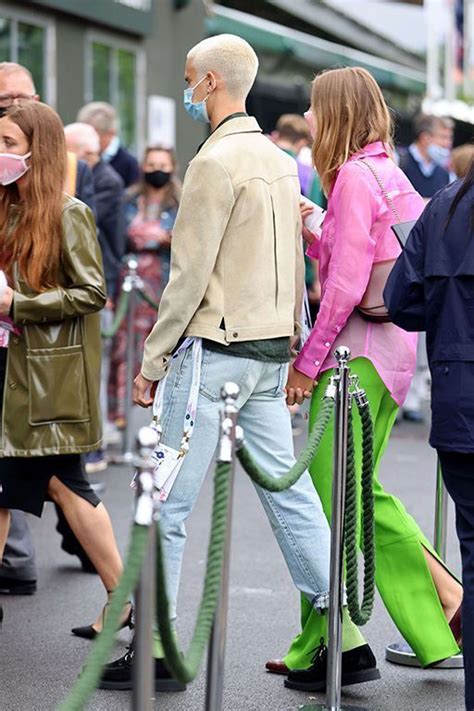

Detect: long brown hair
[310,67,393,194]
[0,102,66,291]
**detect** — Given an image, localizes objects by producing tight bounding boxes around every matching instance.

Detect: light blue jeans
[158,346,331,622]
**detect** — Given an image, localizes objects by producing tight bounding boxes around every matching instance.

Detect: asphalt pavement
[0,409,465,711]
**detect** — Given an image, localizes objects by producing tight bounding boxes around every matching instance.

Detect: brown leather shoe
[449,604,462,647]
[265,659,289,675]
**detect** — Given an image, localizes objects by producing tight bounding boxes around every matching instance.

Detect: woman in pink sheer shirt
[276,67,463,692]
[296,141,419,404]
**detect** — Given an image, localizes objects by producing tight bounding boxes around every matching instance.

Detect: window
[0,15,50,100]
[89,39,139,151]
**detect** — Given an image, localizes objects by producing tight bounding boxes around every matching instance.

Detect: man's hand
[285,364,315,406]
[0,287,13,316]
[133,373,158,408]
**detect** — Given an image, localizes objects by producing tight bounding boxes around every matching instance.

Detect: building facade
[0,0,208,168]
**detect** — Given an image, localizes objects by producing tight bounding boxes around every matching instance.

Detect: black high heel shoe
[72,601,133,640]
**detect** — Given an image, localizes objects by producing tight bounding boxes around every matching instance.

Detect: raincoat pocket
[27,344,90,425]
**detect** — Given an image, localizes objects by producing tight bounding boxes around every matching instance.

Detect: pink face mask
[0,152,31,186]
[304,110,315,139]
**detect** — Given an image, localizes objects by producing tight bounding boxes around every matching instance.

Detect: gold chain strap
[360,158,402,224]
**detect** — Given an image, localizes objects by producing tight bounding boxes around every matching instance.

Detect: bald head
[64,122,101,168]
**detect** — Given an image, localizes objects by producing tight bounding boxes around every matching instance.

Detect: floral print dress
[109,196,177,421]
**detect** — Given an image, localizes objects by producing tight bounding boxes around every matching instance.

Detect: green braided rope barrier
[58,524,150,711]
[236,396,334,492]
[236,390,376,628]
[100,289,131,339]
[58,374,375,709]
[344,399,376,626]
[137,287,160,310]
[155,461,232,684]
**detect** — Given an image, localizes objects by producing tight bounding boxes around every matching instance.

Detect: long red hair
[0,102,67,291]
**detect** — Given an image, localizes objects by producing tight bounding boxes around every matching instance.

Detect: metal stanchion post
[326,346,350,710]
[110,256,144,466]
[205,382,240,711]
[302,347,368,711]
[122,257,139,463]
[132,426,159,711]
[385,457,463,668]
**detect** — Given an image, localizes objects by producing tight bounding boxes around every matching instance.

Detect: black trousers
[439,450,474,711]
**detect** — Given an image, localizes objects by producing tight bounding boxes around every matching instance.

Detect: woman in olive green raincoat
[0,101,131,637]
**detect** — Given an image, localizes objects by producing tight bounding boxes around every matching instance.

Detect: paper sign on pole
[148,95,176,149]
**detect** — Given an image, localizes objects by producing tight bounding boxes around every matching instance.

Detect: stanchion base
[385,641,463,669]
[299,705,369,710]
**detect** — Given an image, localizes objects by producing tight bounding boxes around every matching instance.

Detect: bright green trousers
[284,358,459,669]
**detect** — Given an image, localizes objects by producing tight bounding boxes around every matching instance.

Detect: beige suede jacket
[141,116,304,382]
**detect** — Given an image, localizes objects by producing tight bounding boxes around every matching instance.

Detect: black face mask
[144,170,172,189]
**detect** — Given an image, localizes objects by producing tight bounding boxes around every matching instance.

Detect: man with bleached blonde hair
[98,33,347,695]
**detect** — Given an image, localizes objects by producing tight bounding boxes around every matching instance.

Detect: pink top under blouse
[294,142,425,405]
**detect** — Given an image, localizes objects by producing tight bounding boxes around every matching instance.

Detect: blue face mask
[183,76,210,124]
[427,142,450,167]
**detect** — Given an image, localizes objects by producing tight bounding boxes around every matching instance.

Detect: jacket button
[232,332,238,338]
[314,360,320,366]
[8,381,17,389]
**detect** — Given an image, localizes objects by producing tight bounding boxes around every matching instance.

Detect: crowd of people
[0,31,472,711]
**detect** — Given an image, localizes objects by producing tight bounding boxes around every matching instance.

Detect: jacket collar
[198,116,262,153]
[349,141,391,162]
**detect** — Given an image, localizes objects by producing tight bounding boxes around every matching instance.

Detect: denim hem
[310,590,347,613]
[310,591,330,612]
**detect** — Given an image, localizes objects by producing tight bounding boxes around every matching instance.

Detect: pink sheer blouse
[294,142,424,405]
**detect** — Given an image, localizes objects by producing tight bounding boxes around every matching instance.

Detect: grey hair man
[64,121,101,167]
[0,62,38,116]
[65,121,125,475]
[400,114,454,201]
[78,101,139,187]
[399,114,454,424]
[65,121,125,300]
[99,33,379,693]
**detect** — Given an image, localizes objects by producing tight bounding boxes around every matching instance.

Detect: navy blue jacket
[384,179,474,452]
[75,159,96,214]
[109,145,140,188]
[92,160,126,298]
[399,150,450,199]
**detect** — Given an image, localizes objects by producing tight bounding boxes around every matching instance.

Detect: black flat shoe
[284,639,381,692]
[0,576,37,595]
[72,602,133,640]
[98,640,186,692]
